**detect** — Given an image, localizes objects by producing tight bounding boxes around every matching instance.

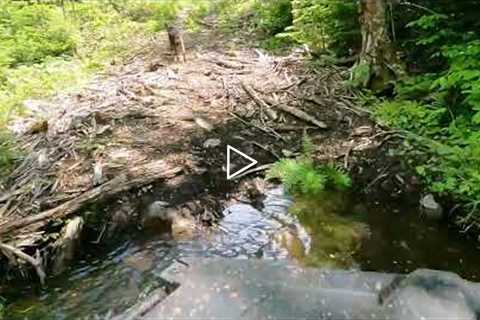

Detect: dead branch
[272,101,328,129]
[212,59,244,70]
[306,96,368,117]
[0,160,182,237]
[241,82,270,110]
[242,82,328,129]
[231,164,273,180]
[228,112,285,142]
[0,242,46,286]
[274,125,316,131]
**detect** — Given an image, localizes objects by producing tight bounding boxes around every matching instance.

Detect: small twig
[241,81,270,110]
[0,242,46,286]
[253,91,327,129]
[365,165,392,191]
[252,142,280,160]
[91,223,107,244]
[400,1,439,15]
[365,173,389,191]
[343,146,353,169]
[274,125,316,132]
[228,112,285,142]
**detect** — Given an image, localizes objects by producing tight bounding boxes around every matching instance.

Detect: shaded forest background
[1,0,480,232]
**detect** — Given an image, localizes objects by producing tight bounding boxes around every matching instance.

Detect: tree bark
[353,0,401,91]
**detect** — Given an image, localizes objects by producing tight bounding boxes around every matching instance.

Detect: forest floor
[0,17,413,284]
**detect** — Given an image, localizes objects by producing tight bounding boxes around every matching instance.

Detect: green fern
[267,157,351,196]
[301,133,315,157]
[321,165,351,191]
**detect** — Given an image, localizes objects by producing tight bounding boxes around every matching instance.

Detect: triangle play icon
[226,145,258,180]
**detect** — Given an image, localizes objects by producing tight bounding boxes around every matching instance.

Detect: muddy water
[5,188,480,319]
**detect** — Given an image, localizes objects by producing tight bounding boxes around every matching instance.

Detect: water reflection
[6,187,480,319]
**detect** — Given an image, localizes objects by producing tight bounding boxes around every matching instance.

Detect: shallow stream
[4,187,480,319]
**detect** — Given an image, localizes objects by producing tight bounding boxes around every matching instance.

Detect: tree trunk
[352,0,401,91]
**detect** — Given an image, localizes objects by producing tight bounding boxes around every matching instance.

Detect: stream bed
[4,187,480,319]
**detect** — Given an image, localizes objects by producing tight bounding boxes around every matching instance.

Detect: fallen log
[0,160,182,237]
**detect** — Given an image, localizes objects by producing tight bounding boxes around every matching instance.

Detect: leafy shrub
[252,0,292,36]
[0,58,87,121]
[0,2,75,66]
[379,11,480,227]
[284,0,360,56]
[216,0,292,38]
[375,100,445,136]
[0,130,16,176]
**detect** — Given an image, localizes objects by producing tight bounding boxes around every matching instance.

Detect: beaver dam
[1,11,480,320]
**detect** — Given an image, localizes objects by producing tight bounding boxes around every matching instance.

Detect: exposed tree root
[0,242,46,286]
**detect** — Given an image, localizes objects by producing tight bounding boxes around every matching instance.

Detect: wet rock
[171,215,197,240]
[380,269,478,320]
[141,201,171,231]
[108,202,135,237]
[420,194,443,220]
[52,217,84,275]
[124,252,154,272]
[203,138,221,148]
[273,229,306,260]
[142,201,197,239]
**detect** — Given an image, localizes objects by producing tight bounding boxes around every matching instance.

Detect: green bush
[378,11,480,227]
[375,100,445,136]
[252,0,292,36]
[215,0,292,49]
[0,2,75,66]
[284,0,360,56]
[0,130,17,175]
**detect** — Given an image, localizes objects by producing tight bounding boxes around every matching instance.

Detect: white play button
[226,145,258,180]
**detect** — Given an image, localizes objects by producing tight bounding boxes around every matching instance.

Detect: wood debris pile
[0,27,376,283]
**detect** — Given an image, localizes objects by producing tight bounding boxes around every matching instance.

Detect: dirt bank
[0,18,408,285]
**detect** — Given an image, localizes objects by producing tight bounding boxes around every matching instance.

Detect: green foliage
[375,100,445,136]
[0,129,20,175]
[0,0,212,123]
[0,295,5,319]
[378,8,480,227]
[284,0,360,56]
[0,2,75,66]
[301,133,314,156]
[252,0,292,37]
[267,136,351,196]
[0,0,210,177]
[216,0,292,48]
